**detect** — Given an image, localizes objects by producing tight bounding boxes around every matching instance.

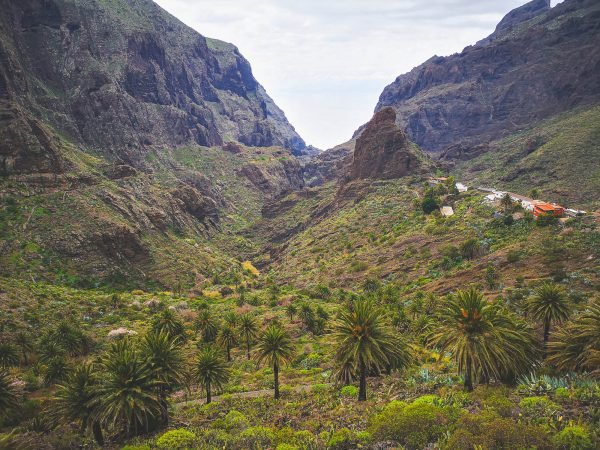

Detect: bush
[237,426,275,449]
[219,410,250,432]
[519,396,559,421]
[340,385,358,398]
[507,249,521,263]
[553,425,594,450]
[448,413,551,449]
[121,446,151,450]
[536,213,558,227]
[327,428,355,449]
[156,428,196,450]
[554,387,571,403]
[422,196,439,214]
[368,400,456,449]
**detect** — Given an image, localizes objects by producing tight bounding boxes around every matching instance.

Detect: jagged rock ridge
[375,0,600,156]
[0,0,305,176]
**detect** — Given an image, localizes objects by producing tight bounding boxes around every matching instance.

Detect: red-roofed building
[532,201,564,218]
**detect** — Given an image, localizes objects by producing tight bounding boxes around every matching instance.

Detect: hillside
[375,0,600,156]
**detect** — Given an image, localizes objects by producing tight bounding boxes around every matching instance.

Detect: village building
[531,200,565,217]
[440,206,454,217]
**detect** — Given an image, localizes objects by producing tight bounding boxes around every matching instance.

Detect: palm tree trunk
[274,362,280,399]
[206,381,212,404]
[92,420,104,446]
[358,361,367,401]
[246,336,251,360]
[227,345,231,362]
[543,320,551,358]
[464,357,474,391]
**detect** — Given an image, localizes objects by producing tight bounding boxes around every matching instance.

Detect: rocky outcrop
[375,0,600,156]
[347,108,433,181]
[302,141,354,187]
[0,0,305,177]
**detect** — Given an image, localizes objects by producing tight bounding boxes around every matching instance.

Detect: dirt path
[175,383,322,409]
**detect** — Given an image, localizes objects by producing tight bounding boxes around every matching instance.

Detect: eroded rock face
[375,0,600,156]
[0,0,305,176]
[348,108,433,180]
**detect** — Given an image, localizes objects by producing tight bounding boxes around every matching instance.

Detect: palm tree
[286,303,297,321]
[14,332,34,365]
[500,193,513,213]
[53,363,104,445]
[195,310,219,343]
[0,371,19,419]
[299,304,315,329]
[223,311,239,328]
[0,343,19,368]
[254,324,295,399]
[238,314,258,360]
[140,331,186,425]
[95,339,162,437]
[548,302,600,372]
[217,324,238,362]
[333,299,409,401]
[527,282,570,345]
[194,346,229,404]
[429,288,535,391]
[152,309,186,342]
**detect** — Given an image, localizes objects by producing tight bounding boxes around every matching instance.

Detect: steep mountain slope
[0,0,305,178]
[0,0,307,288]
[376,0,600,155]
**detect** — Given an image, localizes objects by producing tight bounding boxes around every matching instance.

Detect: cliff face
[0,0,305,176]
[375,0,600,156]
[348,108,433,181]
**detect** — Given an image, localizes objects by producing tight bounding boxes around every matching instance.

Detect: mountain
[0,0,305,179]
[375,0,600,155]
[0,0,307,287]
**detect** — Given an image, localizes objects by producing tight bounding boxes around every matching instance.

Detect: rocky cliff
[0,0,305,177]
[348,108,433,181]
[375,0,600,156]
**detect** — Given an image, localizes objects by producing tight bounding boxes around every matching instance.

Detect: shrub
[421,196,439,214]
[220,410,250,432]
[155,428,197,450]
[412,395,438,405]
[276,445,298,450]
[121,446,151,450]
[369,400,456,449]
[340,385,358,398]
[237,426,275,449]
[553,425,594,450]
[300,353,322,370]
[537,213,558,227]
[482,394,513,417]
[519,396,559,421]
[507,249,521,263]
[554,387,571,403]
[448,413,551,449]
[327,428,355,449]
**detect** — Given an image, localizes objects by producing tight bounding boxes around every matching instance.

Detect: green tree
[527,283,570,345]
[53,363,104,445]
[140,331,186,425]
[429,288,535,391]
[299,304,315,330]
[223,311,239,327]
[0,371,19,420]
[217,324,238,362]
[500,193,514,213]
[0,343,19,368]
[95,339,162,437]
[152,310,186,342]
[254,324,295,399]
[195,310,219,343]
[14,331,34,365]
[548,302,600,372]
[333,299,410,401]
[194,346,229,404]
[238,314,258,360]
[286,303,297,321]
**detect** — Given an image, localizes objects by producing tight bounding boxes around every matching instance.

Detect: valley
[0,0,599,449]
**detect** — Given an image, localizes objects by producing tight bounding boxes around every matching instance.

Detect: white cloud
[154,0,562,149]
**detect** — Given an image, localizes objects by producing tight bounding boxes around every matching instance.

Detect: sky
[154,0,561,149]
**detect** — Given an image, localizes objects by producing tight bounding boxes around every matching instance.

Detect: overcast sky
[154,0,561,149]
